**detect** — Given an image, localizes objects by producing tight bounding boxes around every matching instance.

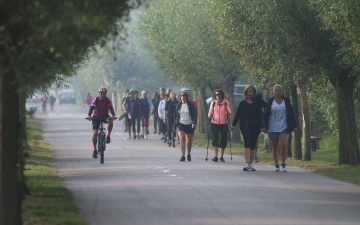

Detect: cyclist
[87,87,117,158]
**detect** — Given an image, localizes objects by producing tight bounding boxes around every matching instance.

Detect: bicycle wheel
[98,132,105,164]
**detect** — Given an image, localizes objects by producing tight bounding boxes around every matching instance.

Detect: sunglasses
[215,93,221,96]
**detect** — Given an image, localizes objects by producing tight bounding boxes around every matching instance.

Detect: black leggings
[211,123,228,149]
[241,124,260,150]
[159,118,167,135]
[167,117,176,141]
[131,114,140,134]
[153,116,158,131]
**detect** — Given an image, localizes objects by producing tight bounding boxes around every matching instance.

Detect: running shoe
[187,154,191,161]
[275,164,280,171]
[153,130,157,134]
[164,137,167,143]
[106,136,111,144]
[243,163,250,171]
[133,135,136,139]
[212,156,218,162]
[219,157,225,162]
[144,135,148,139]
[172,142,175,147]
[254,155,259,163]
[249,164,256,171]
[146,130,149,135]
[168,141,171,147]
[92,150,98,158]
[281,162,287,172]
[180,156,186,161]
[137,135,141,139]
[140,134,144,139]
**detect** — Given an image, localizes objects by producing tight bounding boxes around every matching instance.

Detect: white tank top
[268,99,287,132]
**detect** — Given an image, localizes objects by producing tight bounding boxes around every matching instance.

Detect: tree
[0,1,142,224]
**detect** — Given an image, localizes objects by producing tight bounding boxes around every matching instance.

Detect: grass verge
[22,117,88,225]
[194,131,360,186]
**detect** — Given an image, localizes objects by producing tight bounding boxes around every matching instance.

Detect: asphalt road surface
[36,102,360,225]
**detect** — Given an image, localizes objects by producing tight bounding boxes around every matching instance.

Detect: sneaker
[144,135,148,139]
[219,157,225,162]
[254,155,259,163]
[133,135,136,139]
[164,137,167,143]
[249,164,256,171]
[140,134,144,139]
[275,164,280,171]
[153,130,157,134]
[168,141,171,147]
[137,135,141,139]
[106,136,111,144]
[172,142,175,147]
[281,162,287,172]
[187,154,191,161]
[212,156,218,162]
[92,150,98,158]
[180,156,186,161]
[124,129,127,133]
[243,163,250,171]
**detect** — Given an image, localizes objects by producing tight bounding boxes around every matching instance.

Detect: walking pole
[206,119,211,162]
[228,118,233,161]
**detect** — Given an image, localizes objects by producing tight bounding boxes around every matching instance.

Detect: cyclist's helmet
[98,87,107,93]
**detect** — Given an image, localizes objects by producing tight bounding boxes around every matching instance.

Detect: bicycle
[86,117,117,164]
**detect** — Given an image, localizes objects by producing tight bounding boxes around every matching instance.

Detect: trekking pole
[228,118,233,161]
[205,119,211,162]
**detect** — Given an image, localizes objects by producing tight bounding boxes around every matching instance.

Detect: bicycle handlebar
[85,117,118,121]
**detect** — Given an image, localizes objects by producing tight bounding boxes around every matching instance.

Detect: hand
[191,124,195,129]
[111,116,117,120]
[128,115,132,119]
[230,125,235,131]
[87,116,92,121]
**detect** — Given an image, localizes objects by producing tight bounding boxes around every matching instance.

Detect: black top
[232,97,265,130]
[165,100,178,118]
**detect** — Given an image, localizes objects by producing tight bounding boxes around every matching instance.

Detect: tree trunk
[196,86,208,134]
[263,89,272,152]
[0,50,22,224]
[331,75,359,165]
[289,85,302,160]
[296,81,311,161]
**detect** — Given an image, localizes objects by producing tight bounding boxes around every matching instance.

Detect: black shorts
[125,114,132,127]
[92,116,109,130]
[177,123,195,134]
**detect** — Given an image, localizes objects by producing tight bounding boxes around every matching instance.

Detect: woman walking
[129,91,142,139]
[232,85,266,171]
[208,89,232,162]
[263,85,297,172]
[158,94,168,142]
[165,92,178,147]
[174,91,197,162]
[140,90,153,139]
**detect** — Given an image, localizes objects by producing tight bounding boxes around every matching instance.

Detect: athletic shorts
[92,116,109,130]
[267,128,289,139]
[177,123,195,134]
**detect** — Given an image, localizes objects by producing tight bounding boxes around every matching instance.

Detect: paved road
[37,103,360,225]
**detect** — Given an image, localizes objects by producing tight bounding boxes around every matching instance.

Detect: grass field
[22,117,88,225]
[194,131,360,186]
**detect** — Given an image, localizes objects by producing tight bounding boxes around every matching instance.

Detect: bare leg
[186,133,193,154]
[107,119,113,132]
[244,148,251,164]
[220,148,225,157]
[249,149,255,164]
[214,146,219,157]
[270,138,280,164]
[279,135,289,163]
[178,131,186,156]
[92,129,98,146]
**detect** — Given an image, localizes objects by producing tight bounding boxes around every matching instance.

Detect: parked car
[25,99,37,115]
[59,89,76,104]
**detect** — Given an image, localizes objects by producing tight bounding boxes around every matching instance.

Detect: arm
[208,101,214,119]
[231,102,241,127]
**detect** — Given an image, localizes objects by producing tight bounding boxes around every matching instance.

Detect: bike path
[40,110,360,225]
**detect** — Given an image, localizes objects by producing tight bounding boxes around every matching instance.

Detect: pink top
[208,99,232,125]
[85,95,93,105]
[91,97,113,118]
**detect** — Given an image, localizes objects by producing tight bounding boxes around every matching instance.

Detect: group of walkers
[40,93,57,114]
[209,84,297,172]
[87,84,297,172]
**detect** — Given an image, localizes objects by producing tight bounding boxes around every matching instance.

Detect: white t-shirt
[268,99,287,132]
[179,103,192,125]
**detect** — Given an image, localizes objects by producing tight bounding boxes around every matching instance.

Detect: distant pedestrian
[174,91,197,162]
[84,92,93,112]
[152,92,159,134]
[122,89,135,139]
[165,92,178,147]
[41,94,48,114]
[208,89,232,162]
[122,90,130,132]
[158,94,168,142]
[140,90,153,139]
[129,91,142,139]
[263,84,297,172]
[49,93,56,113]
